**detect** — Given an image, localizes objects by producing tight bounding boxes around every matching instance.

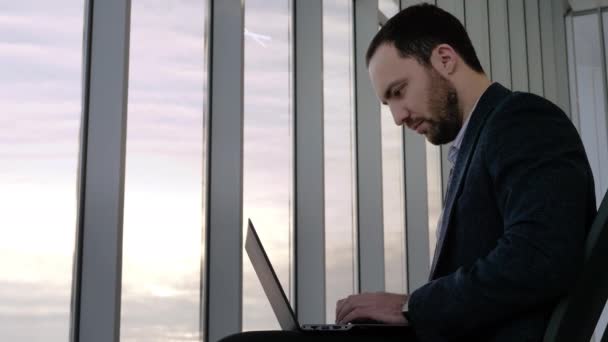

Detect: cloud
[120,293,200,341]
[0,281,70,341]
[0,12,82,47]
[0,42,81,77]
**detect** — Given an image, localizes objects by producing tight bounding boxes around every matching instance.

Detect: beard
[424,68,462,145]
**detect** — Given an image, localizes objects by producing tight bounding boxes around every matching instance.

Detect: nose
[388,101,409,126]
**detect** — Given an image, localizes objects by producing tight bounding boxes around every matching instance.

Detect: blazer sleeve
[406,94,594,338]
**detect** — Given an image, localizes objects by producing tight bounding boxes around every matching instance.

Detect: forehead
[368,44,426,97]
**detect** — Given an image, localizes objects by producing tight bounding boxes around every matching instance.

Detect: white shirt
[447,96,481,166]
[435,94,482,242]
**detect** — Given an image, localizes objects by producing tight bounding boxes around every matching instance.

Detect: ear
[430,44,457,77]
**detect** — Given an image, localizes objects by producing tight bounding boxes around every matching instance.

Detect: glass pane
[377,1,407,295]
[0,1,84,340]
[566,15,580,132]
[242,0,293,331]
[593,11,608,341]
[426,143,442,264]
[121,1,208,340]
[598,11,608,200]
[323,0,356,323]
[573,14,607,205]
[381,106,408,294]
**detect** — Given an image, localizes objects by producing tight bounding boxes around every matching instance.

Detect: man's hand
[335,292,408,325]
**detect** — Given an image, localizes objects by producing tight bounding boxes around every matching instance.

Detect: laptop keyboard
[301,324,352,331]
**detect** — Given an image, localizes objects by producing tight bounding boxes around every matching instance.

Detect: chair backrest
[544,191,608,342]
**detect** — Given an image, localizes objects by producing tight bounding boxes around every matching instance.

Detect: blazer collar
[429,83,512,280]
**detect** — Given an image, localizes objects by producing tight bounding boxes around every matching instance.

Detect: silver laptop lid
[245,219,299,331]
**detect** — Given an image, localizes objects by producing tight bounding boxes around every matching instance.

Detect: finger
[339,307,372,325]
[341,307,395,325]
[335,299,344,323]
[336,293,376,323]
[336,300,351,324]
[336,296,356,324]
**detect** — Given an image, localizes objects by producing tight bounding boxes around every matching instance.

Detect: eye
[391,84,405,98]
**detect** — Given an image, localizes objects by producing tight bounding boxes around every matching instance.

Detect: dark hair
[366,4,484,74]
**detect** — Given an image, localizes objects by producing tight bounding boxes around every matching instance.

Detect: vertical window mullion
[525,0,544,96]
[465,0,491,79]
[508,0,529,92]
[353,0,385,293]
[205,0,245,340]
[565,14,580,131]
[72,0,131,341]
[552,0,571,113]
[294,0,325,325]
[489,0,512,88]
[540,0,558,105]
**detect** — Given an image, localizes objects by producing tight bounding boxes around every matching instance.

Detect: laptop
[245,219,410,333]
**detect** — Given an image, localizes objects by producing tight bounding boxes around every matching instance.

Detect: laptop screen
[245,219,299,331]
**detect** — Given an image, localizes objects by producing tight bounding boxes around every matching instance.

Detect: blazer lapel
[428,83,512,280]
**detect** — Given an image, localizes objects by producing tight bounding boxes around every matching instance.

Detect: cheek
[406,86,426,109]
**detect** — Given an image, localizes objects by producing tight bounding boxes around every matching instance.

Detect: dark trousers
[218,328,418,342]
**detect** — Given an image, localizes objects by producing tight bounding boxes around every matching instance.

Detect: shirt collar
[447,94,482,165]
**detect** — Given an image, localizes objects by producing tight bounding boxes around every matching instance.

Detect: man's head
[367,4,487,145]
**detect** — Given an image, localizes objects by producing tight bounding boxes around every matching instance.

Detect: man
[221,4,596,342]
[336,3,596,341]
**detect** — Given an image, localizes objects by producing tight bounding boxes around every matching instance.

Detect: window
[121,1,208,340]
[572,13,608,204]
[242,0,293,331]
[0,1,84,340]
[426,143,443,263]
[324,0,357,322]
[378,0,408,294]
[381,105,408,293]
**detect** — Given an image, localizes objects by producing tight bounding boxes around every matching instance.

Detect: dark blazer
[407,83,597,342]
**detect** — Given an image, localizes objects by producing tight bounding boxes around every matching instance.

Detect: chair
[543,191,608,342]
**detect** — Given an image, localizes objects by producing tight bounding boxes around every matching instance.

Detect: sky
[1,1,83,341]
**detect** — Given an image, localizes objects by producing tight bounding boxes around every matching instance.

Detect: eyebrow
[382,79,405,104]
